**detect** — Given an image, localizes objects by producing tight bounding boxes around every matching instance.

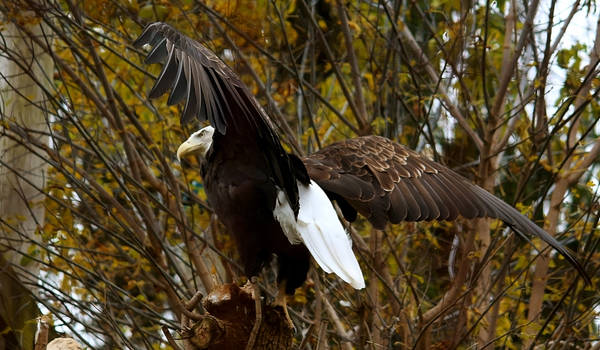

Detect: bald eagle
[133,22,588,316]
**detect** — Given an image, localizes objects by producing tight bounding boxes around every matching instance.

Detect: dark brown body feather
[134,22,588,292]
[205,132,310,293]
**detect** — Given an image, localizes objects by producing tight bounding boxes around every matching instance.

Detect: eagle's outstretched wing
[304,135,589,281]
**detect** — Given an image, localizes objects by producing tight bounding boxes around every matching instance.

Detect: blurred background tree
[0,0,598,348]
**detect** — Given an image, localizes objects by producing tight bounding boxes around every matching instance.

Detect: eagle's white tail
[274,181,365,289]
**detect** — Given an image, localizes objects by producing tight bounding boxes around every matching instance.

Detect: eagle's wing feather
[304,135,589,282]
[133,23,243,131]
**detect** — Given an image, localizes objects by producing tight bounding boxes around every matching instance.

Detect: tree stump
[186,283,292,349]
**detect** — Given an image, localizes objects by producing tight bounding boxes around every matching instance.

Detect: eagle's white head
[176,126,215,162]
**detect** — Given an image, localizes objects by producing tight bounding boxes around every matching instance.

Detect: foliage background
[0,0,599,349]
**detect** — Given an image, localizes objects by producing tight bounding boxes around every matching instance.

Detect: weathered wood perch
[184,283,293,349]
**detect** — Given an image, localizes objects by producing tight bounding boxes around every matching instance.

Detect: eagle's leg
[273,282,294,330]
[246,276,262,350]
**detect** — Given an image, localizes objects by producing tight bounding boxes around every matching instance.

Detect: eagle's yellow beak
[177,140,204,162]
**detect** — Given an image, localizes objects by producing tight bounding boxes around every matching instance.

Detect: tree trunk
[0,11,54,350]
[185,283,293,350]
